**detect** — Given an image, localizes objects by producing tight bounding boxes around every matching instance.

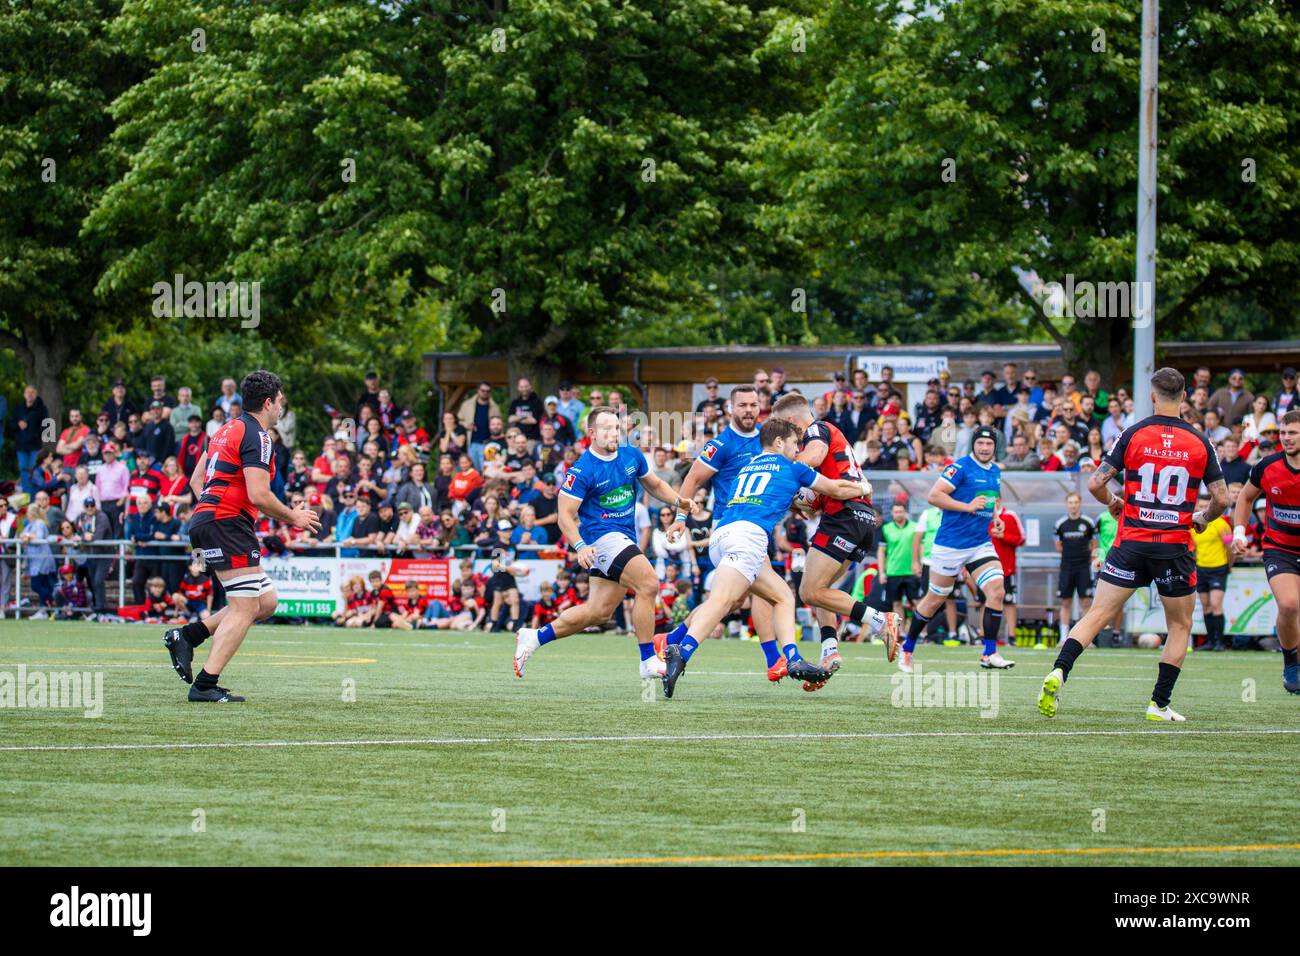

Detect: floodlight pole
[1133,0,1158,419]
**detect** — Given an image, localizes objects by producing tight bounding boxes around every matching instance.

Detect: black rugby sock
[1151,661,1181,708]
[194,668,219,691]
[1054,637,1086,680]
[982,607,1004,644]
[907,608,933,642]
[181,620,210,648]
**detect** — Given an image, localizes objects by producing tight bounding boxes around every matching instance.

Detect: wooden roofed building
[423,340,1300,420]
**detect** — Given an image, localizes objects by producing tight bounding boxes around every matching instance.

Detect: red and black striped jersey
[127,467,163,516]
[191,413,275,526]
[532,597,558,626]
[178,573,212,602]
[1104,415,1222,547]
[801,420,869,516]
[394,592,429,616]
[366,586,397,615]
[1248,452,1300,554]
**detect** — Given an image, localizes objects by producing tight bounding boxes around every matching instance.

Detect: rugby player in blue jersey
[661,418,874,698]
[663,385,793,682]
[513,406,694,681]
[896,426,1015,671]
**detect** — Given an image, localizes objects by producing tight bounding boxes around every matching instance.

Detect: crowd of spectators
[1,360,1294,630]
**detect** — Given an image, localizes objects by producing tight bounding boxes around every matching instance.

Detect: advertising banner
[265,555,564,616]
[1124,566,1277,635]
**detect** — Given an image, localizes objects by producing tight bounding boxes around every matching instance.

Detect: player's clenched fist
[574,545,598,568]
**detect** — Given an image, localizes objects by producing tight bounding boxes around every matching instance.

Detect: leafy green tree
[756,0,1300,380]
[87,0,820,392]
[0,0,143,424]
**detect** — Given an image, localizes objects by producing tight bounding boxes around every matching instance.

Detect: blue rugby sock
[680,634,701,663]
[666,622,688,646]
[781,644,803,664]
[538,624,557,645]
[759,640,781,667]
[983,637,998,657]
[639,642,655,661]
[902,636,918,653]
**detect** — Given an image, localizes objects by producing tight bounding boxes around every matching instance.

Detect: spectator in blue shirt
[555,381,585,434]
[509,504,549,547]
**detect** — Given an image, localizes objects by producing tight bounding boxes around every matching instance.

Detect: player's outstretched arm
[246,467,320,533]
[811,474,870,501]
[667,460,712,541]
[1231,480,1262,555]
[639,472,692,511]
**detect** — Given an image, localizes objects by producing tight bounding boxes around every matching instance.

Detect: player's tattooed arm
[1193,478,1230,532]
[1086,461,1123,518]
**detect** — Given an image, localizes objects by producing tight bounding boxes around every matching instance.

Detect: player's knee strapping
[973,563,1003,597]
[927,581,953,598]
[222,572,265,600]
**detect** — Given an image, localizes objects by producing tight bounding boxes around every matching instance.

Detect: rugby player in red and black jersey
[1038,368,1229,721]
[771,392,900,679]
[1232,408,1300,694]
[163,371,320,702]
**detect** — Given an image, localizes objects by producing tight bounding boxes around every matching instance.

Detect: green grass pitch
[1,620,1297,866]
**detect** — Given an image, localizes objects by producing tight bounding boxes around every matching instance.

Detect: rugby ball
[1136,632,1162,649]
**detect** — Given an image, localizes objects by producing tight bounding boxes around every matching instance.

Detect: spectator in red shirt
[55,409,91,468]
[365,570,399,629]
[176,415,206,478]
[394,409,431,456]
[531,580,560,630]
[392,581,428,631]
[126,449,163,518]
[988,503,1025,640]
[312,437,342,492]
[448,453,483,509]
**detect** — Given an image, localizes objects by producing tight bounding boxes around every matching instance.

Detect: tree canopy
[2,0,1297,450]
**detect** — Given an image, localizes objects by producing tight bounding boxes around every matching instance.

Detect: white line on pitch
[687,670,1209,682]
[2,727,1297,754]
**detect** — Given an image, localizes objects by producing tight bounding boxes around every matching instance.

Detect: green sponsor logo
[598,485,633,509]
[276,600,335,617]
